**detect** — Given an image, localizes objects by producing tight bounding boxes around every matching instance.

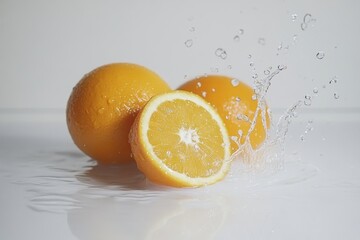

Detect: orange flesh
[147,99,226,178]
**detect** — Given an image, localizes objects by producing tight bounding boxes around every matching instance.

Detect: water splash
[227,66,300,170]
[301,13,316,31]
[292,34,298,45]
[215,48,227,59]
[304,95,312,106]
[313,87,319,95]
[231,78,240,87]
[233,35,240,42]
[184,39,193,48]
[316,51,325,60]
[299,120,314,141]
[329,76,338,84]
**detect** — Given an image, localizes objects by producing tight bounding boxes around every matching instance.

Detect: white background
[1,2,360,239]
[0,0,359,111]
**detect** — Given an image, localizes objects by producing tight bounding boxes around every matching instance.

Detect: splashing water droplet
[258,37,266,45]
[301,22,308,31]
[264,69,270,75]
[251,94,257,100]
[248,54,252,59]
[277,65,286,70]
[235,97,241,102]
[313,87,319,94]
[237,114,249,122]
[215,48,227,59]
[202,91,207,97]
[231,79,240,87]
[299,120,315,140]
[301,13,314,31]
[250,62,254,67]
[308,123,314,130]
[292,35,298,45]
[238,29,244,35]
[197,82,202,87]
[185,39,193,48]
[278,42,283,51]
[211,88,216,92]
[252,73,258,79]
[334,93,340,99]
[304,95,312,106]
[291,14,298,21]
[215,49,222,56]
[231,136,238,143]
[233,35,240,42]
[303,13,312,23]
[329,76,338,84]
[316,51,325,59]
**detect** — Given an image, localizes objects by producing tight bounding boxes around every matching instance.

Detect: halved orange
[129,90,231,187]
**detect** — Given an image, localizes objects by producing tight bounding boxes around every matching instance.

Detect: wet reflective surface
[1,111,360,239]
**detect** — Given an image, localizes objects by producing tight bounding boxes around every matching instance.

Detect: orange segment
[129,90,231,187]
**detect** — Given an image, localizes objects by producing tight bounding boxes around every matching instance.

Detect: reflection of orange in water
[77,162,146,189]
[178,75,270,153]
[68,191,226,240]
[66,63,171,164]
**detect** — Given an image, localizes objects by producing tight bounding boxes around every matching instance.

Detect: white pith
[178,127,200,149]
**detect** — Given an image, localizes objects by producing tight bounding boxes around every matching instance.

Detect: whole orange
[66,63,171,164]
[178,75,270,153]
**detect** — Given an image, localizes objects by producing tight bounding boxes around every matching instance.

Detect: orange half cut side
[129,90,231,187]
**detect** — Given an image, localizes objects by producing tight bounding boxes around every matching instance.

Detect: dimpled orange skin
[66,63,171,164]
[178,75,270,153]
